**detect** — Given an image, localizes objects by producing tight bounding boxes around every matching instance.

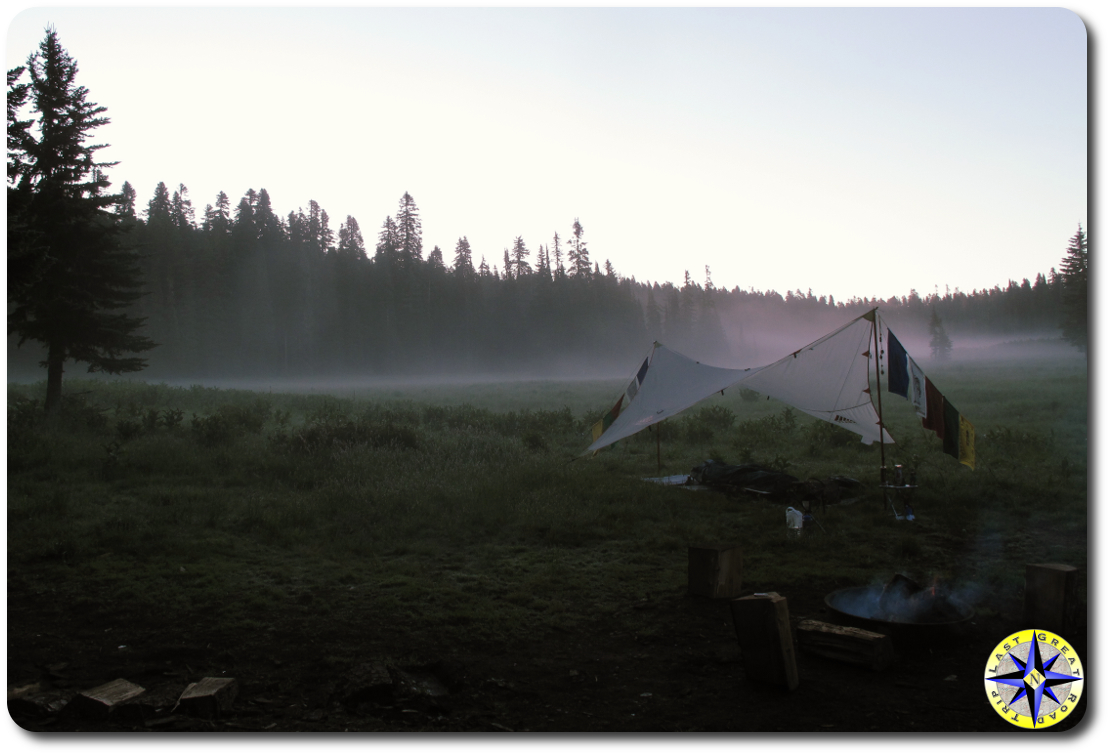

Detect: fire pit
[825,574,974,628]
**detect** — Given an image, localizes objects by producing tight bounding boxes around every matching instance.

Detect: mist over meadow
[6,185,1080,388]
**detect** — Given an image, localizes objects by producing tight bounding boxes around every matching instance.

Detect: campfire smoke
[828,574,973,625]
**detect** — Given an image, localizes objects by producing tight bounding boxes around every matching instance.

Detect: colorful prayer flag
[625,357,650,402]
[591,395,624,443]
[958,414,975,470]
[921,377,945,438]
[942,397,960,460]
[908,356,927,418]
[887,329,909,398]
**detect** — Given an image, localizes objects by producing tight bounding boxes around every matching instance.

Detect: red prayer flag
[921,377,945,439]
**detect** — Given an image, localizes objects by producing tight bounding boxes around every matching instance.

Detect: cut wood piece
[113,682,189,725]
[177,677,238,719]
[730,591,799,690]
[688,543,743,598]
[8,688,75,719]
[64,679,145,719]
[8,681,46,699]
[1023,564,1079,636]
[796,619,894,671]
[337,661,395,708]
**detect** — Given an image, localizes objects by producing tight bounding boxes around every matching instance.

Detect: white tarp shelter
[587,310,895,453]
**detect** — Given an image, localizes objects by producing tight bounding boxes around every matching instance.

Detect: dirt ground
[7,576,1088,734]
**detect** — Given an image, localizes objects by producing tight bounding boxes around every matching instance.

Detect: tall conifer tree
[395,191,423,265]
[1059,224,1087,351]
[929,307,953,360]
[510,235,531,277]
[7,28,154,411]
[453,236,474,277]
[567,218,591,277]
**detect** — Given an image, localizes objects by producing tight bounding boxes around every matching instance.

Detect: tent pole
[872,309,887,482]
[656,421,662,476]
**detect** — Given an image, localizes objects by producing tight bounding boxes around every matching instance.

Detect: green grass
[7,354,1088,644]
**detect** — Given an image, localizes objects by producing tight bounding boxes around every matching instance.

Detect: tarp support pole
[657,422,662,476]
[872,309,887,481]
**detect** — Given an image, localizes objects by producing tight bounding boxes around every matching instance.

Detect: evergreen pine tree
[7,63,44,311]
[645,285,662,339]
[375,216,399,265]
[510,235,531,277]
[116,180,137,219]
[395,191,423,265]
[452,236,474,277]
[147,181,171,222]
[551,231,565,278]
[929,306,953,360]
[207,190,231,234]
[337,215,366,259]
[254,187,284,243]
[567,218,591,277]
[536,243,551,280]
[1059,224,1088,351]
[7,28,154,411]
[233,195,254,230]
[427,245,445,272]
[7,65,33,182]
[318,207,334,251]
[170,183,195,228]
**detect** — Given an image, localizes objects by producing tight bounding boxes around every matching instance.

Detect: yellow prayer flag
[591,418,605,443]
[958,415,975,470]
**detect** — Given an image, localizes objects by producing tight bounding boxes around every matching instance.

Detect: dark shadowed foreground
[7,357,1087,732]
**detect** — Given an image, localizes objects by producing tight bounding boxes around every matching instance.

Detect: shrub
[734,407,797,447]
[142,408,161,433]
[275,415,422,454]
[7,394,41,434]
[191,402,272,445]
[804,418,858,453]
[116,418,143,442]
[522,430,549,452]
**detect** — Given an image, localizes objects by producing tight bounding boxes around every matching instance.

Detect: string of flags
[886,328,975,470]
[590,354,649,444]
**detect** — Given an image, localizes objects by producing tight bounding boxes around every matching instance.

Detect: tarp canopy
[738,313,893,446]
[587,310,895,453]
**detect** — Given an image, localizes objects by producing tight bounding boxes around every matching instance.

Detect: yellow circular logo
[983,629,1084,729]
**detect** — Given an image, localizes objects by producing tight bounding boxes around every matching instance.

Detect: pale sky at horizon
[5,4,1088,302]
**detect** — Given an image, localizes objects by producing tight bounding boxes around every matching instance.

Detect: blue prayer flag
[887,329,909,398]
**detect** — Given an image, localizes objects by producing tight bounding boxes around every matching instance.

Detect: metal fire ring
[824,585,975,628]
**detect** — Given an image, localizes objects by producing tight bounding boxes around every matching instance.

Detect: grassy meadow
[7,351,1088,651]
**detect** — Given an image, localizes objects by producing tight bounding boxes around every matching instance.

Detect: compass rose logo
[983,629,1084,729]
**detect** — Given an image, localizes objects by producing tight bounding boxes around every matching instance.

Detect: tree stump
[729,592,798,690]
[688,543,743,598]
[796,619,894,671]
[1023,563,1079,636]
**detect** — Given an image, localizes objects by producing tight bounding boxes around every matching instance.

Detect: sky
[5,4,1088,303]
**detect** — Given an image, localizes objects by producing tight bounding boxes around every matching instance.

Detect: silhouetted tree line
[8,27,1080,407]
[96,185,648,378]
[12,180,1078,380]
[632,261,1068,366]
[9,176,1075,379]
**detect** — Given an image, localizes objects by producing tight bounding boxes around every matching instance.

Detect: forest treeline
[8,180,1075,379]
